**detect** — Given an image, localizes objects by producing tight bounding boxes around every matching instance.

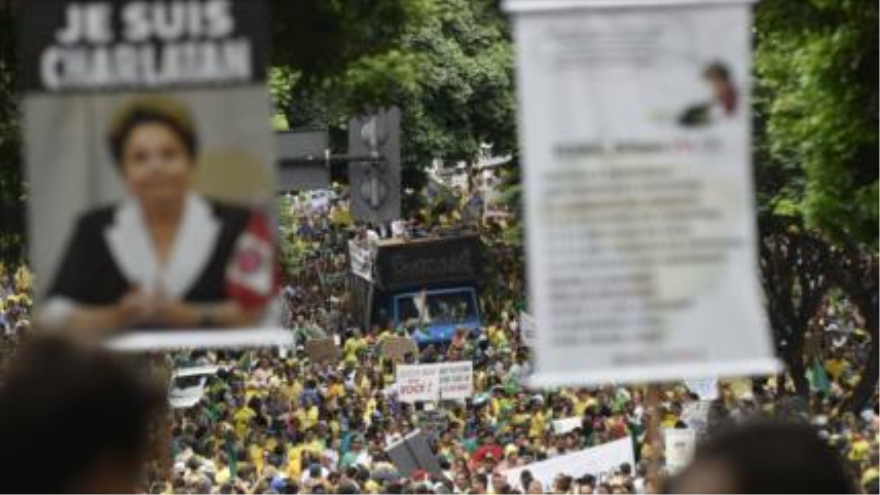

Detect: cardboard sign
[305,338,340,363]
[379,336,419,363]
[507,0,778,386]
[22,0,287,349]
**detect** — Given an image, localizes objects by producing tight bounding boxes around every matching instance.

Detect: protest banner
[21,0,287,349]
[396,361,474,403]
[504,437,636,491]
[348,239,373,282]
[305,337,340,363]
[506,0,778,386]
[379,335,419,363]
[437,361,474,400]
[396,364,440,403]
[664,428,697,475]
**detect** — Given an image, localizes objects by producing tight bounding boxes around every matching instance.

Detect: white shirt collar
[105,193,221,299]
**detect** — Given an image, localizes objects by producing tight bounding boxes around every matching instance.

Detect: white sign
[396,364,440,403]
[685,378,719,401]
[396,362,474,403]
[681,401,712,434]
[348,240,373,282]
[505,437,636,491]
[519,311,536,348]
[437,361,474,400]
[507,0,778,387]
[664,428,697,475]
[551,416,583,435]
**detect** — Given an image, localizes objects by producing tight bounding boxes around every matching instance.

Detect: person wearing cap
[41,95,275,338]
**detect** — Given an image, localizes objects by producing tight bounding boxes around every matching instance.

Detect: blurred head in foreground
[668,420,856,494]
[0,337,165,493]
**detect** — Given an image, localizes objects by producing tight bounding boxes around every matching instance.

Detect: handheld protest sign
[21,0,288,350]
[379,335,419,363]
[305,337,340,363]
[506,0,779,386]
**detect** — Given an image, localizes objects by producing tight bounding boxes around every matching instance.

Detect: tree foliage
[271,0,517,213]
[754,0,879,409]
[754,0,878,249]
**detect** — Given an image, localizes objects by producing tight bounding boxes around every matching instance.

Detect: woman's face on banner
[121,122,194,206]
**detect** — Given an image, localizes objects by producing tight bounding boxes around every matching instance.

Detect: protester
[0,184,876,494]
[0,336,165,493]
[667,420,855,493]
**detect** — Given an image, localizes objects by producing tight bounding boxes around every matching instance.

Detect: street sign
[348,107,401,224]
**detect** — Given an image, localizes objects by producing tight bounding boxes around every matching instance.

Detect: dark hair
[703,62,731,82]
[668,420,856,493]
[108,98,198,166]
[0,337,165,493]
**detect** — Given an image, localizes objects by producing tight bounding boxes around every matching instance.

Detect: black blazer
[48,200,251,306]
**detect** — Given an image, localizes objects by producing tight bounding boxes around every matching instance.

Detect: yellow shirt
[824,359,846,380]
[529,411,546,439]
[234,407,257,438]
[296,405,320,431]
[249,444,265,474]
[286,446,304,479]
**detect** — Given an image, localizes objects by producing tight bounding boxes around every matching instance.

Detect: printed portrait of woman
[40,96,277,338]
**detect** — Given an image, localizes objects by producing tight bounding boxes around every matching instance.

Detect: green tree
[754,0,878,248]
[754,0,879,410]
[0,2,24,263]
[272,0,517,214]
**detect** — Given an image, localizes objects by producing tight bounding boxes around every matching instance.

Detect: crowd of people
[147,186,877,494]
[0,264,32,366]
[0,182,877,494]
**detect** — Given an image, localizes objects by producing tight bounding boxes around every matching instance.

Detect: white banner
[396,364,441,403]
[664,428,697,475]
[504,437,636,491]
[437,361,474,400]
[348,240,373,282]
[508,0,778,387]
[396,362,474,403]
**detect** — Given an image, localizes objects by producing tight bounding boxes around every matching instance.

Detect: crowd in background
[0,183,877,494]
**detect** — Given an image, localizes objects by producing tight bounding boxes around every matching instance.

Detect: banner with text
[504,437,636,492]
[396,361,474,403]
[507,0,777,386]
[21,0,285,350]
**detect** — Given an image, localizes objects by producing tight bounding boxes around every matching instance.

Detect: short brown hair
[107,96,198,166]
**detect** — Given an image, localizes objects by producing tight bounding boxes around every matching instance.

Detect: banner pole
[646,384,664,493]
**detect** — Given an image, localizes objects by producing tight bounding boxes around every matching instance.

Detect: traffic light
[348,107,401,224]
